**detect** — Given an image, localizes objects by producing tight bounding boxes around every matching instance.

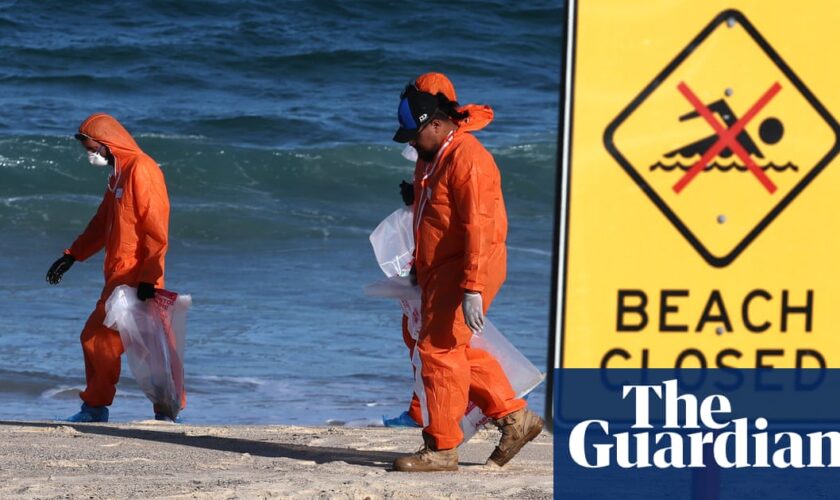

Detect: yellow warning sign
[554,2,840,370]
[605,10,839,266]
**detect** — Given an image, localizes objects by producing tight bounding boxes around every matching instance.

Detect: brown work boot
[487,407,544,467]
[393,433,458,472]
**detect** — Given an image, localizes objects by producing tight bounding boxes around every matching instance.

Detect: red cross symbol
[673,82,781,194]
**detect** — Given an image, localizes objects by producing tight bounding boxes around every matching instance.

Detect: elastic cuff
[485,399,528,420]
[432,437,462,450]
[460,280,484,293]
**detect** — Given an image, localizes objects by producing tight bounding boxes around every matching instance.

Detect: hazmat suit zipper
[414,131,456,246]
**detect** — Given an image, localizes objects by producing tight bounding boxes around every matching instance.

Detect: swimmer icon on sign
[652,87,796,191]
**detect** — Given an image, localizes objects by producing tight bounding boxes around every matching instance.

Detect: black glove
[409,264,418,286]
[46,254,75,285]
[137,282,156,301]
[400,180,415,206]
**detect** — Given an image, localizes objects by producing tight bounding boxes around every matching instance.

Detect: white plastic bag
[103,285,191,420]
[369,207,415,278]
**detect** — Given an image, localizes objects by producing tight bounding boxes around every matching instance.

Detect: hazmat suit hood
[411,72,494,135]
[455,104,494,134]
[415,72,458,102]
[78,113,143,162]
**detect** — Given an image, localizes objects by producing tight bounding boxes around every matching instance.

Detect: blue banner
[554,369,840,498]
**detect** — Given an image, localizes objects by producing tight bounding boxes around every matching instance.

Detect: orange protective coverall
[412,103,526,449]
[398,72,460,427]
[66,114,170,407]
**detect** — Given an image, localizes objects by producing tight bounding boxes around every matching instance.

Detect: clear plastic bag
[471,322,545,400]
[369,207,415,278]
[364,276,545,442]
[363,276,420,300]
[103,285,191,420]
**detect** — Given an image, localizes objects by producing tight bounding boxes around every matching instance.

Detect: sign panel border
[548,3,840,427]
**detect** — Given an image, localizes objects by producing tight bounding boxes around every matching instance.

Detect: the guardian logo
[570,379,840,468]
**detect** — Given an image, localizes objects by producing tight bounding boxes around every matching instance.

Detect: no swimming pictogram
[671,81,780,194]
[604,10,840,267]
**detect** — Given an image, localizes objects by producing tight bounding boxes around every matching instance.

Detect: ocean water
[0,0,561,425]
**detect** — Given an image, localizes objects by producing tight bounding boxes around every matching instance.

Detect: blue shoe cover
[154,412,181,423]
[66,403,109,423]
[383,410,421,428]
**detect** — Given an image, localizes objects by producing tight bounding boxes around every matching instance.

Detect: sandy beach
[0,420,552,499]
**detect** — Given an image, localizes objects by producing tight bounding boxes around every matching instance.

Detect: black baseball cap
[393,85,439,143]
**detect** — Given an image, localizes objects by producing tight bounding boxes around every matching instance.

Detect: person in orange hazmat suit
[387,73,463,430]
[45,113,171,423]
[390,75,544,472]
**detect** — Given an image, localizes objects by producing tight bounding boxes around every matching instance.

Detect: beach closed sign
[551,1,840,375]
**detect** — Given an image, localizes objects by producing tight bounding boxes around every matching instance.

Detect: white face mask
[87,151,109,167]
[401,144,419,162]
